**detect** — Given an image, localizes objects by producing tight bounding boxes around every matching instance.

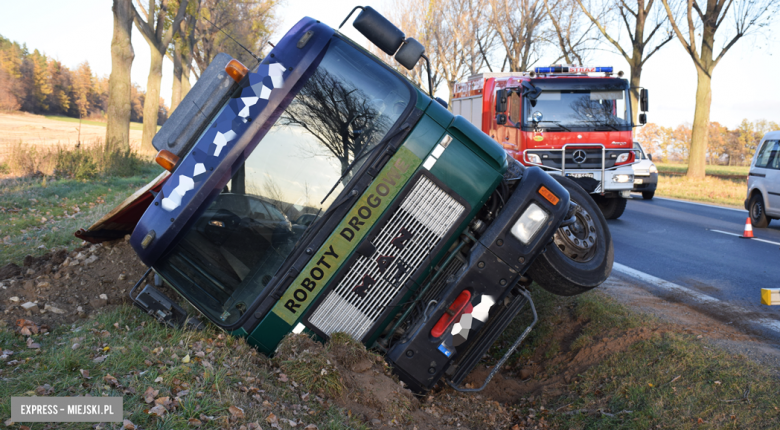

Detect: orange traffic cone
[742,217,754,239]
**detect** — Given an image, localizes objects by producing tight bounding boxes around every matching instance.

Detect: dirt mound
[0,237,151,329]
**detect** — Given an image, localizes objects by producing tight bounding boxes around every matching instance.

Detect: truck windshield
[155,37,412,326]
[521,88,630,130]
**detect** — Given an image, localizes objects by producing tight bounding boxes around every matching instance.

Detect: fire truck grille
[308,175,465,341]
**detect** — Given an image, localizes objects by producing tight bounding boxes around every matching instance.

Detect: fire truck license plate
[566,173,594,179]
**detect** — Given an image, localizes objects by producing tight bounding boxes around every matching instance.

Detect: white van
[745,131,780,227]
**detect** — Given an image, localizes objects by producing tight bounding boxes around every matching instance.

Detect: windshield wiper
[535,120,571,132]
[594,123,619,131]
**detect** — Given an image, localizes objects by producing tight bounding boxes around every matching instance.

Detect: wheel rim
[553,200,598,263]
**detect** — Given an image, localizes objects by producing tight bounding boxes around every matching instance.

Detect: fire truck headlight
[510,203,548,244]
[615,153,630,163]
[526,153,542,164]
[612,174,633,183]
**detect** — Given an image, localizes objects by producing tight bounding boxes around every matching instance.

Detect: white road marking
[636,194,747,213]
[710,229,780,246]
[612,262,780,334]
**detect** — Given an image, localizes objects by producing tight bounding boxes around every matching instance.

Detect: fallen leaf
[177,390,190,397]
[143,387,159,403]
[154,376,163,383]
[148,405,166,417]
[187,418,202,427]
[152,347,163,355]
[278,373,288,382]
[714,381,722,385]
[304,425,318,430]
[698,418,704,424]
[266,413,278,424]
[26,338,40,349]
[104,374,119,387]
[93,355,108,363]
[154,397,172,408]
[122,419,136,429]
[229,405,245,419]
[199,414,213,422]
[79,369,91,379]
[248,423,262,430]
[4,419,14,426]
[182,354,191,363]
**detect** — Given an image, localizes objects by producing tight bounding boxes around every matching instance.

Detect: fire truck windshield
[153,37,413,326]
[520,88,631,131]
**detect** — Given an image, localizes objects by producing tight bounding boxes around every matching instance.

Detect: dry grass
[656,163,750,177]
[656,174,746,208]
[0,112,146,149]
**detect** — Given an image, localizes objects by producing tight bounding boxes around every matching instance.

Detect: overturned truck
[79,7,613,393]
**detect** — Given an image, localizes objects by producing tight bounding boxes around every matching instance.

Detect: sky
[0,0,778,129]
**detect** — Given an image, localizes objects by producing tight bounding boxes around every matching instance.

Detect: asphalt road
[607,194,780,338]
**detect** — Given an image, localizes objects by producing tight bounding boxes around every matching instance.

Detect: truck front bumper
[385,167,570,392]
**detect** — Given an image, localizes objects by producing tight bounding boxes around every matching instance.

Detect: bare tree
[660,0,779,178]
[544,0,599,65]
[170,0,201,112]
[576,0,673,124]
[489,0,547,72]
[132,0,188,150]
[278,68,389,176]
[106,0,135,153]
[192,0,280,74]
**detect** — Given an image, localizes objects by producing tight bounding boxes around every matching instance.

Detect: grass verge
[486,287,780,429]
[655,174,746,208]
[0,164,160,267]
[0,306,369,430]
[656,163,750,177]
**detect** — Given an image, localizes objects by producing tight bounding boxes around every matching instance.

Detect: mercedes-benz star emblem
[572,150,587,164]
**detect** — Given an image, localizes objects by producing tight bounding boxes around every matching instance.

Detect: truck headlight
[510,203,548,244]
[612,174,633,183]
[526,153,542,164]
[650,164,658,173]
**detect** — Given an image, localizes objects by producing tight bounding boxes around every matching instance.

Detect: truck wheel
[527,176,614,296]
[642,191,655,200]
[595,196,627,219]
[749,194,770,228]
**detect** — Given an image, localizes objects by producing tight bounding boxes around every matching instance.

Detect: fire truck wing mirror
[351,6,405,56]
[395,38,425,69]
[640,88,649,112]
[496,113,507,125]
[496,89,508,113]
[639,112,647,125]
[521,81,542,100]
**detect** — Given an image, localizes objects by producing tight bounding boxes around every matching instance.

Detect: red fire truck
[452,66,648,219]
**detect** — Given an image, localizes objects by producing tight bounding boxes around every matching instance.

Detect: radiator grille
[308,175,465,341]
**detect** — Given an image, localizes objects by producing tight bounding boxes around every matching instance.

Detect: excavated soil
[0,237,151,329]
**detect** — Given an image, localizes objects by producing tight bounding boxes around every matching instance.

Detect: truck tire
[595,196,627,220]
[527,176,613,296]
[749,193,770,228]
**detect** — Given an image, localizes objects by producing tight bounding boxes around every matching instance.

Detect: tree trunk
[629,60,641,126]
[170,38,184,113]
[141,46,164,151]
[105,0,134,154]
[687,68,712,178]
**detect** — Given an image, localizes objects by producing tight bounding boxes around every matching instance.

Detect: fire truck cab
[453,66,647,219]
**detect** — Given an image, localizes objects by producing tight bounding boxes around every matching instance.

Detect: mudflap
[75,171,170,243]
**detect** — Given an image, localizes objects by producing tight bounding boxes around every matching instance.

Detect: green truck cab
[107,7,613,392]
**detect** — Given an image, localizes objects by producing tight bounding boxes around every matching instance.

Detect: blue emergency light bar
[535,66,613,74]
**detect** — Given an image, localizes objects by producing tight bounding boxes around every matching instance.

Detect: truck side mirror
[639,112,647,125]
[496,89,508,113]
[640,88,649,112]
[496,113,507,125]
[395,37,425,70]
[352,6,405,55]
